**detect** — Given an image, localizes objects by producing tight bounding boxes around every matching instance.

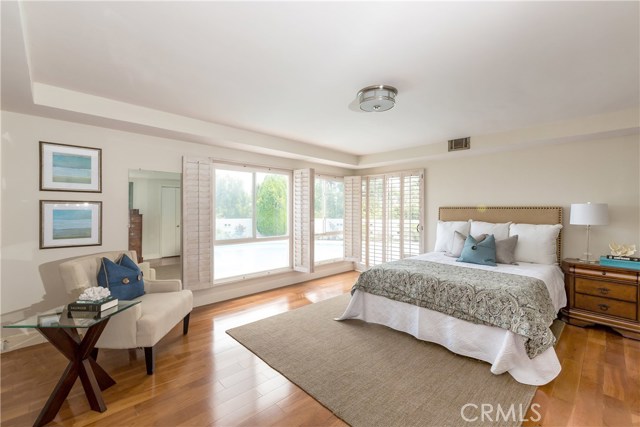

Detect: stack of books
[67,296,118,318]
[599,255,640,271]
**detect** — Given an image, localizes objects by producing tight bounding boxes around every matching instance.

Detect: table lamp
[570,202,609,263]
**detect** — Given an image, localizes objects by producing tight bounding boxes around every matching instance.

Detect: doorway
[128,169,182,280]
[161,186,181,257]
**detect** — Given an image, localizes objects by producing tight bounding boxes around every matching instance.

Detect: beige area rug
[228,294,563,427]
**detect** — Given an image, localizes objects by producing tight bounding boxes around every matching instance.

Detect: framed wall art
[40,201,102,249]
[40,141,102,192]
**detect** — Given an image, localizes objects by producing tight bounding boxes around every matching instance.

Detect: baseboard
[1,330,47,353]
[193,262,356,307]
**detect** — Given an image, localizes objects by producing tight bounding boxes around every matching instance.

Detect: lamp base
[576,257,598,264]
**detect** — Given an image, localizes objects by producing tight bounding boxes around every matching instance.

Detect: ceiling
[2,1,639,167]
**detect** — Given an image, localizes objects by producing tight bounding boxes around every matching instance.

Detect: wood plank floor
[2,271,638,426]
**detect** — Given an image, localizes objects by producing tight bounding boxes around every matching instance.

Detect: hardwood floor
[524,324,640,427]
[1,271,638,426]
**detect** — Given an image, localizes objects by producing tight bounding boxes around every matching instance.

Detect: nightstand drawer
[574,267,638,283]
[575,293,637,320]
[575,278,637,302]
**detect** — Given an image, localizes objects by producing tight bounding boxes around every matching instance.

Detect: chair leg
[183,313,191,335]
[144,347,155,375]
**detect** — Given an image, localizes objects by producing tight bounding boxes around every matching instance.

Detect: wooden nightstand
[561,258,639,340]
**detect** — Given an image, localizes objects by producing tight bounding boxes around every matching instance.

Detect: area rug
[227,294,562,427]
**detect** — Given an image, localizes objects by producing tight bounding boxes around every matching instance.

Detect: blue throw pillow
[97,255,145,300]
[457,234,497,266]
[117,253,140,271]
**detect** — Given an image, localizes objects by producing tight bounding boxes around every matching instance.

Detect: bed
[337,206,566,386]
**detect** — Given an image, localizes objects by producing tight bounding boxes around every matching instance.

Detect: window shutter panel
[367,176,385,267]
[182,157,213,290]
[359,170,424,268]
[402,170,424,257]
[386,173,402,262]
[343,176,362,263]
[293,168,314,273]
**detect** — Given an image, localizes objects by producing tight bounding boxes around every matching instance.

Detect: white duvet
[336,252,567,385]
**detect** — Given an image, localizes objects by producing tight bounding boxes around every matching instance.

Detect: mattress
[336,252,566,385]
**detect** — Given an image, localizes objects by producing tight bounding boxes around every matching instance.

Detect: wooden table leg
[89,358,116,390]
[78,359,106,412]
[34,319,114,427]
[32,361,79,427]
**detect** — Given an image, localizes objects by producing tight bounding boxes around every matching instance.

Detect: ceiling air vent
[448,137,470,152]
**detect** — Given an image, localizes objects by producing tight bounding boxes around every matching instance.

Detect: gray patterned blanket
[351,259,557,358]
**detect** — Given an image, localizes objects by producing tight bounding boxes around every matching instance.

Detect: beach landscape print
[40,142,102,192]
[52,152,92,184]
[52,209,92,239]
[41,201,102,249]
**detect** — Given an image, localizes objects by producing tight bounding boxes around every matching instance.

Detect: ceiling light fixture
[357,84,398,112]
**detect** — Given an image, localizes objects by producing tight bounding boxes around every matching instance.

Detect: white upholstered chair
[58,250,193,374]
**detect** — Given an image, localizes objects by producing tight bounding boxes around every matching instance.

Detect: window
[360,170,424,268]
[213,164,291,281]
[314,176,344,264]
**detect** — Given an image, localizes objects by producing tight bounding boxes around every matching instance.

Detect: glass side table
[3,301,140,427]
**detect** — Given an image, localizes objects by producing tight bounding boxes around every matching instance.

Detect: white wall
[0,111,352,331]
[360,134,640,260]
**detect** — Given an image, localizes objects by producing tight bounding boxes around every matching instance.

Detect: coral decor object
[78,286,111,302]
[609,242,637,257]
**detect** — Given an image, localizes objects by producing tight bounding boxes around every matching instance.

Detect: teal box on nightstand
[599,256,640,271]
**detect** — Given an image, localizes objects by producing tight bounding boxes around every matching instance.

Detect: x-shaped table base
[34,319,115,427]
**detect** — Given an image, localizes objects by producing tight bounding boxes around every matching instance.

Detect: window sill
[193,261,356,307]
[213,266,293,286]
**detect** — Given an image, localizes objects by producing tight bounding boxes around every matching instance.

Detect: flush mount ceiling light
[357,84,398,112]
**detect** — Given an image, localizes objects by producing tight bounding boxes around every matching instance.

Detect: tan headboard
[439,206,563,263]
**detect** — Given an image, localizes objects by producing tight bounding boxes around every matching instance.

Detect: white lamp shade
[570,203,609,226]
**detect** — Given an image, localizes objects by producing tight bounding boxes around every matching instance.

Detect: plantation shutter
[293,168,314,273]
[366,176,385,267]
[182,157,213,290]
[343,176,362,263]
[385,173,402,262]
[403,171,424,257]
[360,169,424,268]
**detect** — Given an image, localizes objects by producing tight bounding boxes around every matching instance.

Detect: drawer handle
[598,304,609,311]
[601,271,607,276]
[597,287,610,295]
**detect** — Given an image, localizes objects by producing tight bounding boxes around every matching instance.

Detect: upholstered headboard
[439,206,563,263]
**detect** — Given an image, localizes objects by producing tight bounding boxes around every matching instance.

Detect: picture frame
[40,200,102,249]
[40,141,102,192]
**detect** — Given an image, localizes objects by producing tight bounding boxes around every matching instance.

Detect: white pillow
[434,220,470,253]
[509,223,563,265]
[469,221,511,241]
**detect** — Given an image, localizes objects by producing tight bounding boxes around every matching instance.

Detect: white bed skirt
[336,290,561,386]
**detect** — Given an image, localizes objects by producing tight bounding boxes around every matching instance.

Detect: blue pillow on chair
[457,234,497,267]
[97,255,145,300]
[117,253,140,271]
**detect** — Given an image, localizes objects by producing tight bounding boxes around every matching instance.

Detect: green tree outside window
[256,175,288,236]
